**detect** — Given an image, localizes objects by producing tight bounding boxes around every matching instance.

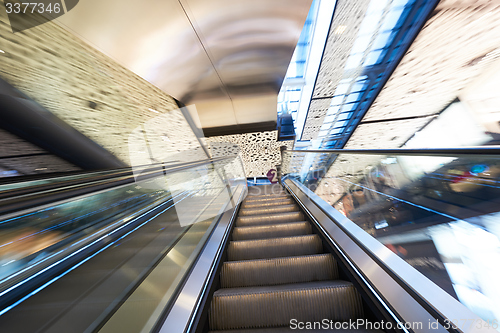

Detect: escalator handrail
[284,146,500,157]
[283,177,495,333]
[0,158,233,200]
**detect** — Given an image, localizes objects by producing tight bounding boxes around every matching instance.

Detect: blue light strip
[0,192,186,289]
[0,193,150,249]
[0,198,184,316]
[0,192,190,316]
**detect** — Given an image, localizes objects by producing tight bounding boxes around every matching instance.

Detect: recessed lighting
[148,108,159,113]
[334,25,347,34]
[35,168,47,171]
[0,50,5,54]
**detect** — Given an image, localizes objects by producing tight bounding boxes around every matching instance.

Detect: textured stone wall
[206,131,293,177]
[0,7,206,167]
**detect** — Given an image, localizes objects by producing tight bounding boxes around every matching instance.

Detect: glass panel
[0,156,247,331]
[282,150,500,326]
[341,103,357,112]
[381,8,405,32]
[338,112,354,121]
[344,54,364,70]
[346,92,362,103]
[371,31,393,50]
[364,50,384,66]
[330,95,345,106]
[335,83,351,96]
[324,114,336,123]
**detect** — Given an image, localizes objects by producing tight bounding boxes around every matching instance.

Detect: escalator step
[243,195,290,203]
[239,204,299,216]
[232,222,312,241]
[221,254,338,288]
[245,191,287,197]
[209,281,363,330]
[241,198,295,209]
[228,235,322,261]
[236,211,304,227]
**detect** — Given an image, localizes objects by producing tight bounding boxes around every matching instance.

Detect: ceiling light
[148,108,159,113]
[334,26,347,34]
[0,50,5,54]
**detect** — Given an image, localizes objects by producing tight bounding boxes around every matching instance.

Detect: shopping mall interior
[0,0,499,332]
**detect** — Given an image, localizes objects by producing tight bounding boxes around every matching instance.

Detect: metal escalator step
[209,281,364,330]
[241,198,295,209]
[243,194,290,203]
[236,211,304,227]
[246,190,287,197]
[232,222,312,241]
[209,326,384,333]
[228,235,322,261]
[221,254,338,288]
[239,204,299,216]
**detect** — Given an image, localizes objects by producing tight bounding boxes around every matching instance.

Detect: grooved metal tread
[228,235,322,261]
[209,281,363,330]
[241,199,295,209]
[214,280,353,296]
[232,221,312,241]
[236,211,304,227]
[243,195,291,203]
[209,185,368,333]
[221,254,338,288]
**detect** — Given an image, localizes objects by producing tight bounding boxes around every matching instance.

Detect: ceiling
[55,0,312,132]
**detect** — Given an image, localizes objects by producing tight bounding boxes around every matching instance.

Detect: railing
[0,155,248,332]
[280,147,500,332]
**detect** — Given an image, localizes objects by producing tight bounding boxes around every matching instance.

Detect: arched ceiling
[55,0,312,132]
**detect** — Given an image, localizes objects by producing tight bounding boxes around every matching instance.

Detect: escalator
[0,155,494,333]
[207,186,376,332]
[0,156,248,332]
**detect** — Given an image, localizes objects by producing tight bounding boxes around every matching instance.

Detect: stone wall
[206,131,293,177]
[0,7,206,167]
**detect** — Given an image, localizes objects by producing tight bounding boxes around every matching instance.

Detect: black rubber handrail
[0,158,226,200]
[285,147,500,157]
[0,157,235,218]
